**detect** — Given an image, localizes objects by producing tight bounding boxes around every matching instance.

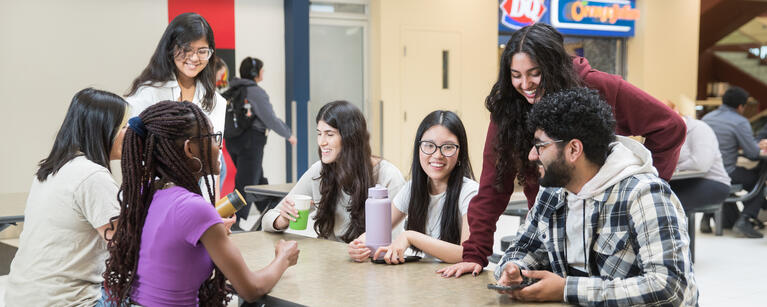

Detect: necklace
[162,182,176,189]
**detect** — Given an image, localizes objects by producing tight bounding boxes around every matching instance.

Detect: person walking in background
[348,110,478,264]
[702,86,766,238]
[6,88,128,306]
[441,22,686,277]
[103,101,299,306]
[124,12,226,197]
[224,57,297,230]
[261,100,405,243]
[665,100,731,234]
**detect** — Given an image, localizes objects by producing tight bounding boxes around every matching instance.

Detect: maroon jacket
[462,57,686,266]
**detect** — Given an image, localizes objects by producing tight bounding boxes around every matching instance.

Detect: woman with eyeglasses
[261,101,406,243]
[103,101,299,306]
[347,110,478,264]
[5,88,128,306]
[125,13,226,196]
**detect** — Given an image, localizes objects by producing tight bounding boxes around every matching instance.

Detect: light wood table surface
[231,231,566,307]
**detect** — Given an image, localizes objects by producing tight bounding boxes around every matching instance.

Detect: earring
[191,157,203,173]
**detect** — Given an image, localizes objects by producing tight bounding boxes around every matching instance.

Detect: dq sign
[499,0,638,37]
[500,0,547,30]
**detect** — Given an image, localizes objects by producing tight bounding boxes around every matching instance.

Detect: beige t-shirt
[6,156,120,307]
[262,160,405,241]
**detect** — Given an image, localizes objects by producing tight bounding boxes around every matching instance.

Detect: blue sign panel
[499,0,638,37]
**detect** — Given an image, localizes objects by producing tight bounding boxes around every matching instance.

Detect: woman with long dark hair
[6,88,128,306]
[439,23,686,277]
[347,110,477,264]
[261,100,405,243]
[103,101,299,306]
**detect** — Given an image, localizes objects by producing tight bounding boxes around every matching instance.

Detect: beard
[539,154,572,188]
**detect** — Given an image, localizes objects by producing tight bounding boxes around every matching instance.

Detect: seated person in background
[665,101,731,233]
[702,86,766,238]
[6,89,127,306]
[104,101,299,305]
[262,100,406,242]
[347,110,478,264]
[495,88,697,306]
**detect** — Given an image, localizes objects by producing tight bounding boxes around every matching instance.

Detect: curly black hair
[527,87,616,167]
[485,23,582,190]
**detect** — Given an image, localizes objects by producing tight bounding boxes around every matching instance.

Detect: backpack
[222,84,257,139]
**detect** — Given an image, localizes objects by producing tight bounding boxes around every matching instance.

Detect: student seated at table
[347,110,478,264]
[664,101,731,230]
[262,100,406,242]
[5,88,127,306]
[495,88,697,306]
[103,101,299,305]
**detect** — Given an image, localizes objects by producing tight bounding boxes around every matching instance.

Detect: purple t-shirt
[131,186,222,306]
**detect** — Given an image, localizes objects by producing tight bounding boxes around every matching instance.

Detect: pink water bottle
[365,184,391,259]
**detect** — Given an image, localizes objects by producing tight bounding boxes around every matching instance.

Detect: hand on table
[348,234,370,262]
[436,261,482,278]
[373,231,411,264]
[275,239,300,267]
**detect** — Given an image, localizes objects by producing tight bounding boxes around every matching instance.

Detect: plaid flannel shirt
[495,173,698,306]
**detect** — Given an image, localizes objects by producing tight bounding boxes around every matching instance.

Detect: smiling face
[419,125,460,187]
[529,129,571,188]
[510,52,543,104]
[317,120,342,164]
[173,38,210,82]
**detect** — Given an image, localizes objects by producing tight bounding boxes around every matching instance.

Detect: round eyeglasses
[175,46,213,61]
[419,141,459,157]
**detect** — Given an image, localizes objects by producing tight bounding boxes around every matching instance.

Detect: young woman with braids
[347,110,478,264]
[103,101,299,305]
[261,100,406,243]
[5,88,128,306]
[438,23,686,277]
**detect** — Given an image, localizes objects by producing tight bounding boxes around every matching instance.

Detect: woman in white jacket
[125,12,227,196]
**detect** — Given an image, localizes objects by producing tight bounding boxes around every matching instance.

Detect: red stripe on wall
[168,0,235,49]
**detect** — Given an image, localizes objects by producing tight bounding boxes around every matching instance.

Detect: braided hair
[103,101,229,305]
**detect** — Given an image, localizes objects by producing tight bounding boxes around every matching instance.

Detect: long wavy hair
[126,13,217,112]
[103,101,229,305]
[36,88,127,181]
[405,111,473,249]
[485,23,582,190]
[314,101,375,242]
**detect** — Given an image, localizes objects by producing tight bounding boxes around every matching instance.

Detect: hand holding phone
[371,255,421,264]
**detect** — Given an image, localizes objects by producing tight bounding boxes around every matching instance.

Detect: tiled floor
[0,212,765,306]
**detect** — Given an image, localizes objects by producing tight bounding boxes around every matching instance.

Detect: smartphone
[371,255,422,264]
[487,283,528,291]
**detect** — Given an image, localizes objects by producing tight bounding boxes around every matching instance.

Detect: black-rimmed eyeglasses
[419,141,459,157]
[189,132,223,146]
[533,139,563,155]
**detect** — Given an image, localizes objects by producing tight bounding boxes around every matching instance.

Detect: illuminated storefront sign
[499,0,639,37]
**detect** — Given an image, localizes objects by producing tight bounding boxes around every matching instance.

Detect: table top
[244,183,296,198]
[231,231,564,307]
[670,170,707,181]
[0,193,27,224]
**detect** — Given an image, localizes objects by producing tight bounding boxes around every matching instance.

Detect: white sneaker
[238,204,259,231]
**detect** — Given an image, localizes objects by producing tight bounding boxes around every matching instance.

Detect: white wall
[0,0,167,194]
[370,0,498,176]
[0,0,291,195]
[234,0,288,184]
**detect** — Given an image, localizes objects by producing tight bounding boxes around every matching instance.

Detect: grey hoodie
[228,78,291,138]
[564,136,657,271]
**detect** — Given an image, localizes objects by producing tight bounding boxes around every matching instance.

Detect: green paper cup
[289,195,312,230]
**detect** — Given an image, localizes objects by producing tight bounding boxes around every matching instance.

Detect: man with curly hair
[494,88,698,306]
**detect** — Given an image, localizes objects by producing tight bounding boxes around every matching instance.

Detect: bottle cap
[368,184,388,199]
